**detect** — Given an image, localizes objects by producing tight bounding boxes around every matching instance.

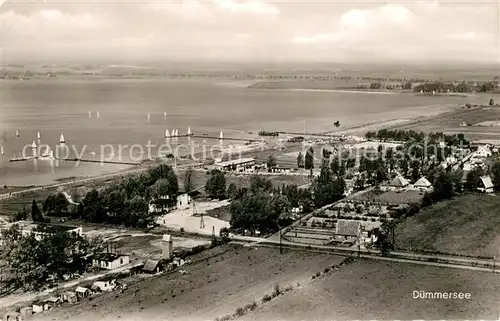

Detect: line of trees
[37,164,180,228]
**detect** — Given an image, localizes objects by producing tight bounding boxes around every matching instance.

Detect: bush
[245,301,258,311]
[262,294,272,303]
[234,307,245,317]
[273,284,281,297]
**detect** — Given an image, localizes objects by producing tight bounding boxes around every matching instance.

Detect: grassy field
[30,245,343,321]
[238,259,500,320]
[351,189,424,205]
[394,194,500,257]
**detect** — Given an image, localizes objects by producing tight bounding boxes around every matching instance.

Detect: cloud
[0,0,497,64]
[292,33,340,44]
[446,32,491,41]
[214,0,280,15]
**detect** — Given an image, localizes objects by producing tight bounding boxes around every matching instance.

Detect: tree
[410,160,421,182]
[123,196,150,228]
[465,167,484,192]
[432,171,454,201]
[491,162,500,191]
[266,154,277,170]
[304,147,314,170]
[296,151,304,168]
[183,167,195,195]
[31,200,44,223]
[249,175,273,194]
[54,193,69,214]
[101,187,127,219]
[82,189,106,223]
[227,183,238,199]
[354,173,366,190]
[398,158,409,177]
[205,169,227,199]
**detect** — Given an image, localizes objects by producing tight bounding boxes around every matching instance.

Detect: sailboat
[175,129,179,136]
[97,111,100,118]
[88,111,92,118]
[39,146,54,160]
[187,127,192,136]
[164,112,167,118]
[31,140,37,148]
[165,129,170,138]
[148,113,151,121]
[37,132,41,140]
[219,130,224,140]
[0,145,4,156]
[15,130,19,137]
[59,133,66,144]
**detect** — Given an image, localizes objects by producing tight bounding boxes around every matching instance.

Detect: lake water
[0,79,485,186]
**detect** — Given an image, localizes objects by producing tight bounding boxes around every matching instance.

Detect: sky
[0,0,499,64]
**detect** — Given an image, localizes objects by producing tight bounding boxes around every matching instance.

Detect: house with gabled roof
[478,175,494,193]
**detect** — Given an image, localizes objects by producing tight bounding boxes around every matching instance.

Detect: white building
[214,157,256,171]
[92,280,116,292]
[149,193,192,214]
[475,145,492,158]
[92,254,130,270]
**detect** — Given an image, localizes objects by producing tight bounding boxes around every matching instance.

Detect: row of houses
[4,255,189,321]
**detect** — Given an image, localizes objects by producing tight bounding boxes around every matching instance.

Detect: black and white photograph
[0,0,499,320]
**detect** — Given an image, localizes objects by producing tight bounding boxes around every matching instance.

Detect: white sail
[187,127,192,135]
[31,140,37,148]
[148,113,151,121]
[165,129,170,138]
[15,130,19,137]
[175,129,179,136]
[219,130,224,139]
[164,112,167,118]
[88,111,92,118]
[37,132,41,140]
[97,111,100,118]
[0,145,4,155]
[59,133,66,143]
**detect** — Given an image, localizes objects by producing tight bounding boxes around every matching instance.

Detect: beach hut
[142,259,162,274]
[75,286,91,298]
[478,175,494,193]
[32,302,49,313]
[19,307,33,319]
[62,291,78,304]
[3,311,21,321]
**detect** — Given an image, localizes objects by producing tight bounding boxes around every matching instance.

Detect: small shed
[92,280,116,292]
[32,302,49,313]
[478,175,494,193]
[75,286,91,298]
[62,291,78,303]
[142,259,162,274]
[19,307,33,319]
[3,311,21,321]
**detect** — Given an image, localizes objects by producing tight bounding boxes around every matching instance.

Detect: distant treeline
[365,129,469,146]
[258,131,280,137]
[413,81,498,93]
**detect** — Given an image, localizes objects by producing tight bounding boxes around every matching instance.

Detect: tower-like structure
[161,234,173,260]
